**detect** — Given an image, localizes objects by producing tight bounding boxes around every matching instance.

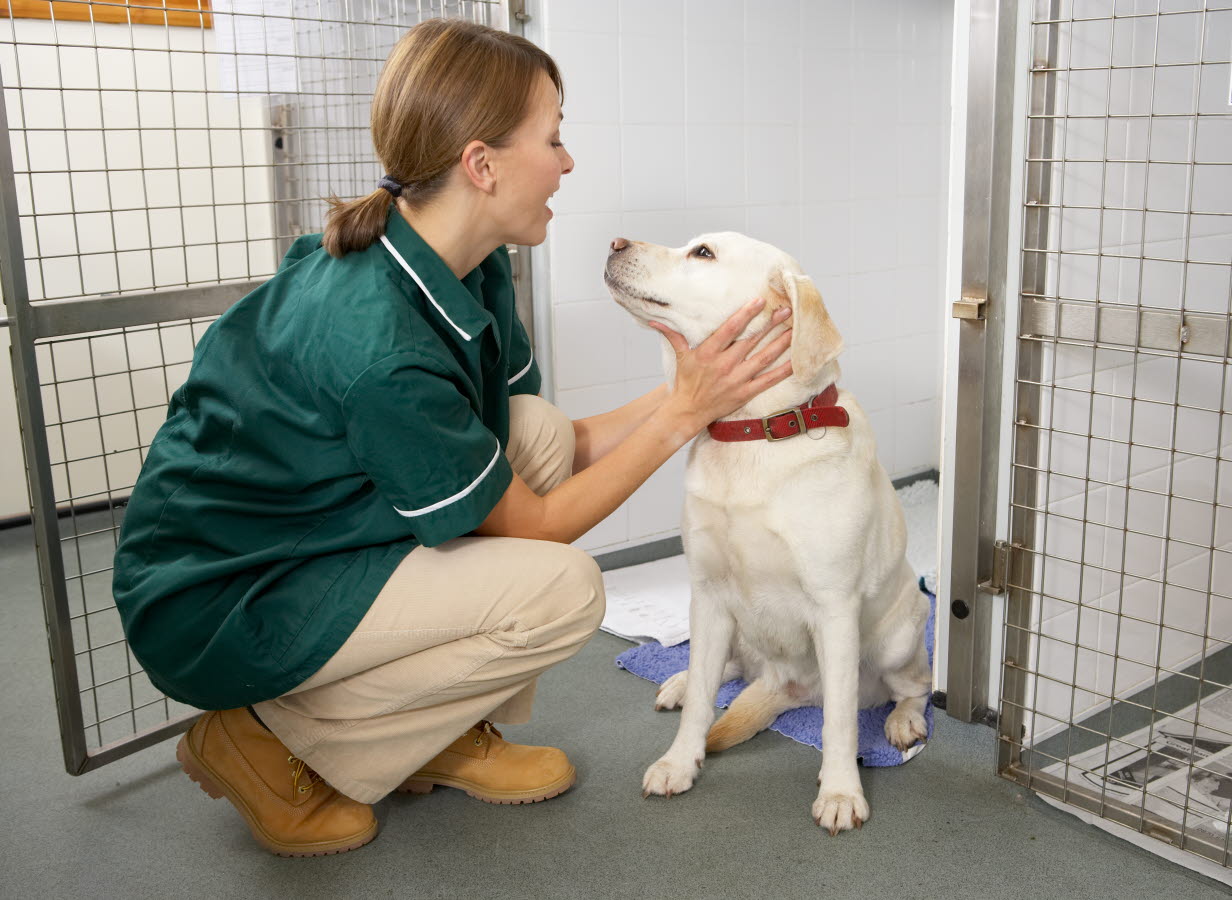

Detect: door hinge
[510,0,532,23]
[978,539,1016,595]
[952,294,987,320]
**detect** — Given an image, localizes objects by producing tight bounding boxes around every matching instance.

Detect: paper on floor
[599,554,692,646]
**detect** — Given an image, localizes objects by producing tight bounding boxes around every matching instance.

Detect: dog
[604,232,931,835]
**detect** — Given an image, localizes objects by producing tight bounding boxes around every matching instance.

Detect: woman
[113,18,793,857]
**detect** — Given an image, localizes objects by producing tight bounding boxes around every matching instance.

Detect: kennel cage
[0,0,529,775]
[946,0,1232,873]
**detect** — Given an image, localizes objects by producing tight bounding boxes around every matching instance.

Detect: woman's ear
[460,139,495,193]
[781,270,843,383]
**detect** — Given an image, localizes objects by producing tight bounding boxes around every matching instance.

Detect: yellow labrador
[605,232,931,834]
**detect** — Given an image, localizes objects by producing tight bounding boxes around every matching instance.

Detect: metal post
[0,69,91,774]
[944,0,1021,723]
[998,0,1060,772]
[505,0,536,345]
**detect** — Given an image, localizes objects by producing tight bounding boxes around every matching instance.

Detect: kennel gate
[949,0,1232,872]
[0,0,531,775]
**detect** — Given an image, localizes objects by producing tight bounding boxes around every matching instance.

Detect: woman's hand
[649,297,794,434]
[481,298,792,544]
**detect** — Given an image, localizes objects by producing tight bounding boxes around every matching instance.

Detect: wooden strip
[0,0,212,29]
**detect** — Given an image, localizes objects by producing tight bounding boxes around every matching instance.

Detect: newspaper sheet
[1043,685,1232,843]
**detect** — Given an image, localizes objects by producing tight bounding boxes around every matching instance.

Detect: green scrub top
[112,208,542,710]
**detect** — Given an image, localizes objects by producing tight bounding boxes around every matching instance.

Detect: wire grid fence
[0,0,503,764]
[34,320,206,745]
[999,0,1232,868]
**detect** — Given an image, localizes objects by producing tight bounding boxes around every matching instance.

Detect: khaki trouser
[254,395,606,804]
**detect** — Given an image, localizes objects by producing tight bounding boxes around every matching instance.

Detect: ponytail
[322,189,395,259]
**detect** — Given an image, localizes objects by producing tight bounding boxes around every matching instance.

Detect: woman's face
[490,71,574,246]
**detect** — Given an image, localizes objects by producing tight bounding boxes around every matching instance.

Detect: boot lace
[288,755,324,794]
[473,720,503,746]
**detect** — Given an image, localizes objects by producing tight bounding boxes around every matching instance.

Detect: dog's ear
[777,270,843,383]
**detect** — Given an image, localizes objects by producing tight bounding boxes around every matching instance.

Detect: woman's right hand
[648,297,795,435]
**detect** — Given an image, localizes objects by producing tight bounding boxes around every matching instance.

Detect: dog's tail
[706,678,798,752]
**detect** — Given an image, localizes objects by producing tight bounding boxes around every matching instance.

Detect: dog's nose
[610,237,629,252]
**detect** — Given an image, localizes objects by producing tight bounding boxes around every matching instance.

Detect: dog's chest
[683,478,816,662]
[685,436,820,505]
[682,437,845,664]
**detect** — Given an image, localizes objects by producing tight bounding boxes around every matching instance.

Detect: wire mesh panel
[34,319,208,748]
[0,0,505,773]
[998,0,1232,869]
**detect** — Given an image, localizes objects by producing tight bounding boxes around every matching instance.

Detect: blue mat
[616,581,936,767]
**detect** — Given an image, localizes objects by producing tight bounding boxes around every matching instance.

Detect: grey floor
[1,523,1228,900]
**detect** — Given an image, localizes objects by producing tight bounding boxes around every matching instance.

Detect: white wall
[540,0,954,554]
[1011,5,1232,742]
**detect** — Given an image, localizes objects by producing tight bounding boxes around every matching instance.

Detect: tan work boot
[176,708,378,857]
[397,721,576,805]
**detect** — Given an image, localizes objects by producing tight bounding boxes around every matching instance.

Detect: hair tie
[378,175,403,198]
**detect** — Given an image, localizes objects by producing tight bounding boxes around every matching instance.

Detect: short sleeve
[342,354,513,547]
[506,312,542,396]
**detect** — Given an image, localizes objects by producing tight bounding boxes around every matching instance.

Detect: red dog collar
[707,383,849,442]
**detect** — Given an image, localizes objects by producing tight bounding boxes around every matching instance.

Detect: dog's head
[603,232,843,387]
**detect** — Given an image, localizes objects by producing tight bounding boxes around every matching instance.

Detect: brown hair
[322,18,563,258]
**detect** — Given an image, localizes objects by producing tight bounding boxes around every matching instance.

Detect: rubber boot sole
[176,732,378,857]
[397,765,577,805]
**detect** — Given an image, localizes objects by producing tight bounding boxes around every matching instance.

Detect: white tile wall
[542,0,953,553]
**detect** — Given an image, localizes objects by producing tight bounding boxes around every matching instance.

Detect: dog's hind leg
[655,659,742,711]
[871,574,932,752]
[882,642,931,752]
[705,677,797,751]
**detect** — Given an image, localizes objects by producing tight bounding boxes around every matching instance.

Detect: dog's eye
[690,244,714,259]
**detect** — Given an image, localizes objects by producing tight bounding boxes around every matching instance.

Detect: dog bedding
[615,583,936,767]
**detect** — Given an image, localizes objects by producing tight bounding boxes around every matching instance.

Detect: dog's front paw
[642,755,700,798]
[812,787,870,835]
[885,705,928,751]
[655,672,688,710]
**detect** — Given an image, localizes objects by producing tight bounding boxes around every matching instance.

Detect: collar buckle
[761,407,807,441]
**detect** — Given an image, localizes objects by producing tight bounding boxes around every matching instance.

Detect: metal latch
[952,294,987,320]
[979,540,1015,595]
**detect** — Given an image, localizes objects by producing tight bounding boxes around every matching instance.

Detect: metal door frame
[943,0,1021,725]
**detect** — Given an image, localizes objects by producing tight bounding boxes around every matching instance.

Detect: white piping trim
[508,354,534,386]
[380,234,472,342]
[393,441,501,518]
